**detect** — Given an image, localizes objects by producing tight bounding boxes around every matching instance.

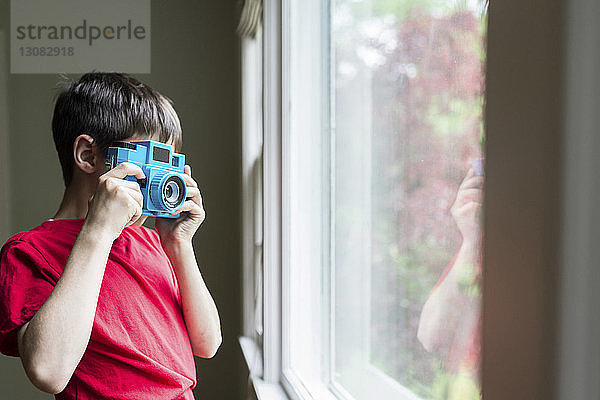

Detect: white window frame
[280,0,333,398]
[241,1,485,399]
[242,1,428,399]
[277,1,455,398]
[239,1,286,399]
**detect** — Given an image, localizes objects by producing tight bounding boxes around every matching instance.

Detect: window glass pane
[332,1,487,399]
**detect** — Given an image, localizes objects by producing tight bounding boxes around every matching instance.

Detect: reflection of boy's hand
[451,168,483,246]
[85,162,146,242]
[155,165,206,246]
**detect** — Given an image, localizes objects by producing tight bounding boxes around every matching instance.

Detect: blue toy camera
[106,140,187,219]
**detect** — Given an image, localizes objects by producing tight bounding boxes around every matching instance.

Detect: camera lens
[162,176,185,209]
[165,182,177,202]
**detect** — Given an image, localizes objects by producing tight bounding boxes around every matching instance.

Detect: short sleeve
[0,240,58,357]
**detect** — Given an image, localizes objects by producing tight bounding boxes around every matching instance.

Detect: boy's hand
[450,168,484,247]
[84,162,146,242]
[155,165,206,246]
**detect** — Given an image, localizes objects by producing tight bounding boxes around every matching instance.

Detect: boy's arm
[17,163,146,394]
[162,242,222,358]
[416,241,480,352]
[155,165,222,359]
[417,168,483,352]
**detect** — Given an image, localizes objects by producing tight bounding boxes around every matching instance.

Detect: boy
[0,73,222,399]
[417,167,483,399]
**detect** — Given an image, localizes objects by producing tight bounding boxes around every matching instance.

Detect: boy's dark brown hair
[52,72,182,185]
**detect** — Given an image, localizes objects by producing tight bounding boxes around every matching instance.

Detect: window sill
[240,337,345,400]
[239,336,290,400]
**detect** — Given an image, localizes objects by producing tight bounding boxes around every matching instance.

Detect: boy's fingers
[124,191,144,224]
[123,186,144,206]
[465,167,475,179]
[186,186,201,199]
[456,201,483,216]
[177,200,193,213]
[186,187,203,206]
[184,164,192,176]
[106,162,146,180]
[461,176,484,191]
[181,173,198,188]
[125,203,143,227]
[177,199,205,217]
[459,168,475,186]
[459,168,476,189]
[102,177,142,192]
[456,188,483,204]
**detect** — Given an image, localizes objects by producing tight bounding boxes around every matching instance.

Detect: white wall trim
[558,0,600,398]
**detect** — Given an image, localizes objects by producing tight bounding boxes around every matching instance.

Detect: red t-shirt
[0,219,197,399]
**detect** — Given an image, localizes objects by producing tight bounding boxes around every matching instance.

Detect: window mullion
[262,0,283,384]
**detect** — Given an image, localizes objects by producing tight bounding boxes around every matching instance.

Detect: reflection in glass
[332,1,487,399]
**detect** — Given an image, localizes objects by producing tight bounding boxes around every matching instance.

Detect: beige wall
[0,30,9,246]
[483,0,563,399]
[0,1,244,399]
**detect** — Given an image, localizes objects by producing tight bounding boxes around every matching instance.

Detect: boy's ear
[73,134,102,175]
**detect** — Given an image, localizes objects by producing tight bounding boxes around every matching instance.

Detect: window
[329,1,486,399]
[242,1,487,399]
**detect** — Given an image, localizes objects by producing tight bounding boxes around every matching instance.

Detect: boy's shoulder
[1,220,58,251]
[1,219,164,259]
[1,219,84,273]
[1,221,166,280]
[3,218,82,242]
